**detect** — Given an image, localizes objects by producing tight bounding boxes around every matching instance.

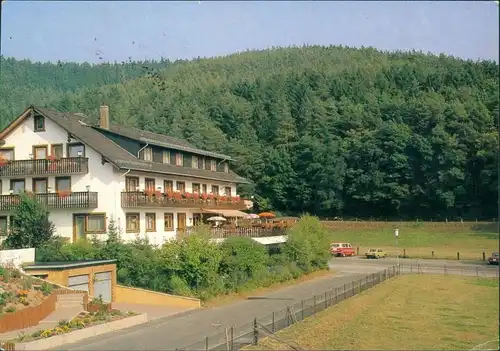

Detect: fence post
[272,312,275,333]
[403,248,406,257]
[301,299,304,320]
[325,291,328,309]
[457,252,460,260]
[432,250,434,259]
[482,252,485,261]
[357,247,359,256]
[253,318,258,346]
[230,327,234,351]
[334,287,338,304]
[343,283,347,299]
[205,336,209,351]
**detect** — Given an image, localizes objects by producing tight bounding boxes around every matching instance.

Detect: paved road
[52,258,498,351]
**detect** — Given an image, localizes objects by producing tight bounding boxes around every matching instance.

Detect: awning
[200,209,248,218]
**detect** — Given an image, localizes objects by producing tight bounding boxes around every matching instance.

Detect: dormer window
[162,151,170,164]
[143,147,152,161]
[175,152,183,166]
[224,162,229,173]
[34,114,45,132]
[192,156,199,169]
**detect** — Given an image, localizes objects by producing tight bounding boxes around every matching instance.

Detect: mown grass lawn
[323,221,499,260]
[246,275,500,350]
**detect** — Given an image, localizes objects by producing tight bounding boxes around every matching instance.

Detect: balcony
[0,192,98,211]
[177,226,288,240]
[121,191,247,210]
[0,157,89,177]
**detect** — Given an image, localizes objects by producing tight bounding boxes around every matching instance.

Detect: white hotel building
[0,105,251,244]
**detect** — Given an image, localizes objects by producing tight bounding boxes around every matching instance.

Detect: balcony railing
[177,226,288,240]
[0,157,89,177]
[121,191,247,210]
[0,192,98,211]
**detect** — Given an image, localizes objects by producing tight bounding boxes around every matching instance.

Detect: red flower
[193,193,200,200]
[219,196,227,202]
[0,157,8,167]
[201,193,208,200]
[184,192,192,199]
[145,189,154,197]
[47,155,58,162]
[57,190,71,198]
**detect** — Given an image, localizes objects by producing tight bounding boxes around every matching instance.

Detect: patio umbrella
[258,212,276,218]
[245,213,260,219]
[206,216,227,222]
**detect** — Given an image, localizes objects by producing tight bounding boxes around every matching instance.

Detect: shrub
[2,192,55,249]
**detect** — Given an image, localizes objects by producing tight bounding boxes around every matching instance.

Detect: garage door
[68,274,89,292]
[93,271,112,303]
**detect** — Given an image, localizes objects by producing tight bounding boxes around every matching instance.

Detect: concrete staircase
[39,293,85,325]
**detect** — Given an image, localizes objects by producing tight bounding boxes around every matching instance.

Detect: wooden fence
[0,289,88,334]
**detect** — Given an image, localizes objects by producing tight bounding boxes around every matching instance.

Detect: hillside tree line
[0,46,498,220]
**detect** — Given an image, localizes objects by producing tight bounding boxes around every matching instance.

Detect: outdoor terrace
[0,191,98,211]
[0,157,89,177]
[176,226,288,240]
[121,191,247,210]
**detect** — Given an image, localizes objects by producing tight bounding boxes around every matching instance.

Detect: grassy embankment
[246,274,500,350]
[323,221,499,260]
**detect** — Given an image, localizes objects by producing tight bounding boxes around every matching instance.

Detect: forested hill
[1,46,498,220]
[0,57,172,126]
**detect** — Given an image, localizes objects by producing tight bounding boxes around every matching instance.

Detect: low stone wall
[0,248,35,268]
[115,285,200,309]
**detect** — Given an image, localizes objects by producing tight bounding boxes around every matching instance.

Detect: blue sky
[1,1,498,63]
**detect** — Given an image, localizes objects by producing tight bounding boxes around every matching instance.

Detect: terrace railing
[177,226,288,240]
[121,191,247,210]
[0,191,98,211]
[0,157,89,177]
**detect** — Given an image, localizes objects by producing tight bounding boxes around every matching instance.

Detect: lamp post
[394,228,400,267]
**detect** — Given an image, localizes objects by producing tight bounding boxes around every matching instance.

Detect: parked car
[365,248,387,259]
[330,242,356,257]
[487,252,499,265]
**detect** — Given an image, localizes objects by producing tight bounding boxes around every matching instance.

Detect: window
[193,213,202,226]
[153,149,162,163]
[51,144,64,158]
[176,181,185,193]
[202,184,207,194]
[125,176,139,192]
[210,160,217,171]
[68,143,85,158]
[175,153,183,166]
[55,177,71,192]
[33,146,47,160]
[146,213,156,232]
[33,178,48,194]
[200,157,205,170]
[164,213,174,230]
[211,185,219,195]
[0,148,14,160]
[34,114,45,132]
[164,180,173,192]
[192,156,199,169]
[126,213,140,233]
[162,151,171,164]
[224,187,232,197]
[10,179,25,194]
[145,178,155,191]
[192,183,201,193]
[224,162,229,173]
[143,147,152,161]
[0,216,7,236]
[86,214,106,233]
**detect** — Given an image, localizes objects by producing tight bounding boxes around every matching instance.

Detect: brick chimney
[99,105,110,129]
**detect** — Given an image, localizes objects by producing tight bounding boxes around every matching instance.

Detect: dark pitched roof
[26,106,249,184]
[92,124,234,161]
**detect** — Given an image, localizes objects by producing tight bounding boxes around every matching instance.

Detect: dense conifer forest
[0,46,498,220]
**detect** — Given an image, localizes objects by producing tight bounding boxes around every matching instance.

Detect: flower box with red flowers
[231,196,241,203]
[166,191,174,199]
[193,192,200,200]
[57,190,71,198]
[173,191,182,200]
[201,193,208,201]
[183,192,192,199]
[219,196,227,202]
[0,157,8,167]
[155,190,162,197]
[144,189,155,197]
[46,155,59,162]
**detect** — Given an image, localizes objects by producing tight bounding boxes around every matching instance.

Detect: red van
[330,242,355,257]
